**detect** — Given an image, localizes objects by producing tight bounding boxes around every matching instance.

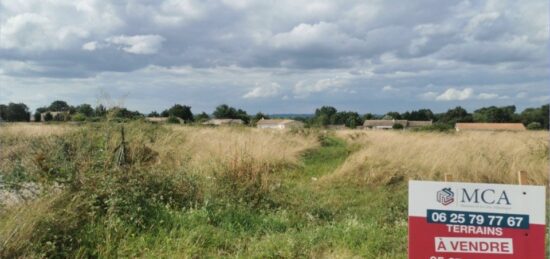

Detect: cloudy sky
[0,0,548,114]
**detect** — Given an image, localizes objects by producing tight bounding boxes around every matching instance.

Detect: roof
[202,119,244,125]
[364,120,407,127]
[41,111,68,115]
[257,118,300,125]
[407,120,433,127]
[455,123,526,131]
[145,117,184,123]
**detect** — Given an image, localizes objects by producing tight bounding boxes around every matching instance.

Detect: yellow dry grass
[325,130,548,185]
[0,123,74,138]
[153,126,319,174]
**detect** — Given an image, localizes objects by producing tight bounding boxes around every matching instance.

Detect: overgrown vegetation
[0,123,547,257]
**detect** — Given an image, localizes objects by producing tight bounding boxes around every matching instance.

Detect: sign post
[409,180,546,258]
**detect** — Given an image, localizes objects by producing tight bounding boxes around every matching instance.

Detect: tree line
[0,100,548,130]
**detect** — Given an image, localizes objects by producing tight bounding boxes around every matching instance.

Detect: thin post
[517,171,528,185]
[444,174,452,182]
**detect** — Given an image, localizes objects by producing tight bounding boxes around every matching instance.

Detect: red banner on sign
[409,216,546,258]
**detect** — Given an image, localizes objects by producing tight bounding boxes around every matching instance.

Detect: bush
[392,123,404,130]
[167,116,181,124]
[44,112,53,122]
[0,124,202,258]
[413,123,453,132]
[527,122,542,130]
[33,112,41,122]
[72,113,86,122]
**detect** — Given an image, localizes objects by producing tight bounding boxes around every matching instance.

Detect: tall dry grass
[0,123,74,138]
[325,130,548,185]
[151,126,319,174]
[0,123,76,182]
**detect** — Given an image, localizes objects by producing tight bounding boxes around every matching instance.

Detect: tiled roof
[455,123,526,131]
[257,119,297,125]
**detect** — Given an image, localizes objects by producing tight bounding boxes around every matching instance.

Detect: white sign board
[409,180,546,259]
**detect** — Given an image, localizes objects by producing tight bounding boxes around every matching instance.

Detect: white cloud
[243,82,281,99]
[435,88,473,101]
[516,92,528,98]
[477,93,499,100]
[82,41,99,51]
[293,77,348,98]
[0,13,52,50]
[106,35,165,54]
[419,91,438,100]
[0,1,122,52]
[382,85,397,92]
[270,22,363,52]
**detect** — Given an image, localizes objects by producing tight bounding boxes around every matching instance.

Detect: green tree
[44,112,53,122]
[1,103,31,122]
[314,106,337,126]
[213,104,236,118]
[95,105,107,117]
[473,105,517,123]
[49,100,70,112]
[439,106,473,125]
[334,111,362,128]
[520,104,549,129]
[194,112,210,122]
[75,104,94,117]
[109,107,143,119]
[148,111,160,117]
[33,112,42,122]
[213,104,250,123]
[168,104,193,122]
[385,111,401,120]
[251,112,270,125]
[362,113,376,120]
[402,109,434,121]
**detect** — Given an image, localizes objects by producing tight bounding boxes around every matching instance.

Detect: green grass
[0,127,409,258]
[108,134,408,258]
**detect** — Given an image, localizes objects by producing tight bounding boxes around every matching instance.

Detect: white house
[363,119,432,130]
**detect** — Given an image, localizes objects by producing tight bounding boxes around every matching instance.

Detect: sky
[0,0,548,114]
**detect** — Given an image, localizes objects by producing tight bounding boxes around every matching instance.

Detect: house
[363,119,432,130]
[41,111,69,121]
[145,117,184,123]
[256,118,304,129]
[455,123,526,132]
[202,119,244,126]
[364,119,408,130]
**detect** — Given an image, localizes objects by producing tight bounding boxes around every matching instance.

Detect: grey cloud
[0,0,548,113]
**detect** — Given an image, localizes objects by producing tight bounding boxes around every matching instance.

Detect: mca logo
[437,188,454,206]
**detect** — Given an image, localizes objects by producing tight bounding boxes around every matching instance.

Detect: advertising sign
[409,180,546,259]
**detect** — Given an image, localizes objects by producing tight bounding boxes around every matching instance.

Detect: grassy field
[0,123,547,258]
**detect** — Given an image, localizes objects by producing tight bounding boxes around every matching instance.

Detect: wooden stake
[444,174,452,182]
[517,171,528,185]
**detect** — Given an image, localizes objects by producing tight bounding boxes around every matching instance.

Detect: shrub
[44,112,53,122]
[527,122,542,130]
[413,123,453,132]
[72,113,86,122]
[1,124,203,258]
[392,123,404,130]
[33,112,41,122]
[167,116,181,124]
